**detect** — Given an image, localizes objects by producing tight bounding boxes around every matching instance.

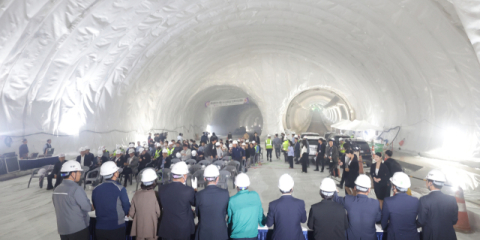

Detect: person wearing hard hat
[166,141,175,156]
[264,135,273,162]
[272,134,282,160]
[308,178,348,240]
[92,162,130,239]
[228,173,266,239]
[120,148,139,187]
[230,140,244,165]
[158,162,197,240]
[195,165,230,240]
[113,149,126,167]
[266,174,306,240]
[153,142,163,162]
[47,153,66,190]
[160,149,172,169]
[97,149,109,165]
[137,147,151,173]
[76,147,88,167]
[129,168,161,240]
[381,172,419,240]
[191,150,198,162]
[215,142,223,159]
[52,160,93,239]
[417,170,458,240]
[84,146,96,168]
[332,174,381,240]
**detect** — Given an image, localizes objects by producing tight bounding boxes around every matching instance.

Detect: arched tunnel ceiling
[1,0,480,159]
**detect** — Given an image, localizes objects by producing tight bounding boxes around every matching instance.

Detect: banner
[205,98,249,108]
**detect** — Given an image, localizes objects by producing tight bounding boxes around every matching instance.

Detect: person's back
[195,185,230,240]
[333,192,381,240]
[382,193,419,240]
[129,188,161,239]
[228,190,265,239]
[417,191,458,240]
[92,180,130,231]
[385,157,402,177]
[158,181,195,239]
[308,199,348,240]
[53,179,91,236]
[266,195,306,240]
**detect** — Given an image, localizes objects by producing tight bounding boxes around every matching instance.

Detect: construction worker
[167,142,175,156]
[273,134,282,159]
[92,162,130,240]
[195,165,230,240]
[333,174,381,240]
[158,162,197,240]
[266,174,306,240]
[228,173,266,240]
[52,160,93,240]
[46,153,66,190]
[265,135,273,162]
[381,172,419,240]
[308,178,348,240]
[153,142,162,161]
[417,170,458,240]
[339,138,346,157]
[282,137,289,163]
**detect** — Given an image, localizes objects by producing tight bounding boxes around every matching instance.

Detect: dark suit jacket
[195,185,230,240]
[158,182,195,239]
[370,162,391,200]
[76,154,95,167]
[417,191,458,240]
[333,193,381,240]
[344,155,359,188]
[384,158,403,178]
[381,193,419,240]
[266,195,307,240]
[316,142,326,160]
[308,199,348,240]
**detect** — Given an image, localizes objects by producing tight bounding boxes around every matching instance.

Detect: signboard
[205,98,249,108]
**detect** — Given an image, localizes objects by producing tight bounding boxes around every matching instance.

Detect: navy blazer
[158,182,195,239]
[76,154,95,167]
[333,192,381,240]
[266,195,307,240]
[195,185,230,240]
[417,191,458,240]
[381,193,420,240]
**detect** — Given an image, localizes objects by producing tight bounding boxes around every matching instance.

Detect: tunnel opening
[209,104,263,138]
[285,88,355,135]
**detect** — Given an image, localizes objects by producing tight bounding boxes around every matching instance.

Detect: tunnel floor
[0,152,478,239]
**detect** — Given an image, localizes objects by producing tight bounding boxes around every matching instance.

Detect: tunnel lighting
[58,110,83,136]
[206,124,212,133]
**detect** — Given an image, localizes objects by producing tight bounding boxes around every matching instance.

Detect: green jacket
[227,190,265,238]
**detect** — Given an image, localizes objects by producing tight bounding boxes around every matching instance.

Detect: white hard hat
[162,149,168,153]
[128,148,135,154]
[246,140,249,143]
[116,144,121,149]
[242,143,246,146]
[191,150,197,156]
[355,174,371,189]
[84,146,90,150]
[171,162,189,175]
[204,165,220,178]
[97,150,103,156]
[59,153,66,158]
[235,173,250,188]
[79,147,85,152]
[100,161,119,176]
[100,146,106,150]
[129,143,134,148]
[229,144,233,148]
[426,169,446,183]
[268,135,271,137]
[252,141,256,144]
[216,142,220,146]
[141,168,158,183]
[139,147,145,152]
[176,152,181,158]
[155,142,161,147]
[320,178,336,192]
[115,149,122,154]
[390,172,411,189]
[168,142,174,145]
[60,160,84,172]
[339,138,343,141]
[278,174,294,192]
[233,140,238,144]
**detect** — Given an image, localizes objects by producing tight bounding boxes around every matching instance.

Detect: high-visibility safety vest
[282,140,289,151]
[155,149,162,159]
[340,142,346,154]
[167,147,174,156]
[265,139,273,149]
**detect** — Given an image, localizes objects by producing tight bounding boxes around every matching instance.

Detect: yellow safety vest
[167,147,174,156]
[282,140,289,151]
[265,139,273,149]
[155,149,162,159]
[340,142,346,154]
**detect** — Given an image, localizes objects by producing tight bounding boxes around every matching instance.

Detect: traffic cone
[453,187,472,233]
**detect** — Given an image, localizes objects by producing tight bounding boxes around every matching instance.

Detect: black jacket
[266,195,307,240]
[111,155,127,168]
[384,158,403,178]
[382,193,420,240]
[195,185,229,240]
[158,182,195,239]
[138,153,151,169]
[76,154,95,167]
[316,142,326,160]
[417,191,458,240]
[294,142,300,157]
[370,162,391,200]
[204,143,217,158]
[341,155,359,188]
[308,199,348,240]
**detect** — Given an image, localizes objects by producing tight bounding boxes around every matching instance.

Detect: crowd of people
[45,131,460,240]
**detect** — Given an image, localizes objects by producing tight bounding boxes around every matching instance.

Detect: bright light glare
[58,110,83,136]
[206,124,212,133]
[441,127,470,159]
[363,129,376,141]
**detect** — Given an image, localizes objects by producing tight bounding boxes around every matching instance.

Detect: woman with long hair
[300,139,309,173]
[370,152,390,208]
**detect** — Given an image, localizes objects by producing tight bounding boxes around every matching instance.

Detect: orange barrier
[453,187,472,233]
